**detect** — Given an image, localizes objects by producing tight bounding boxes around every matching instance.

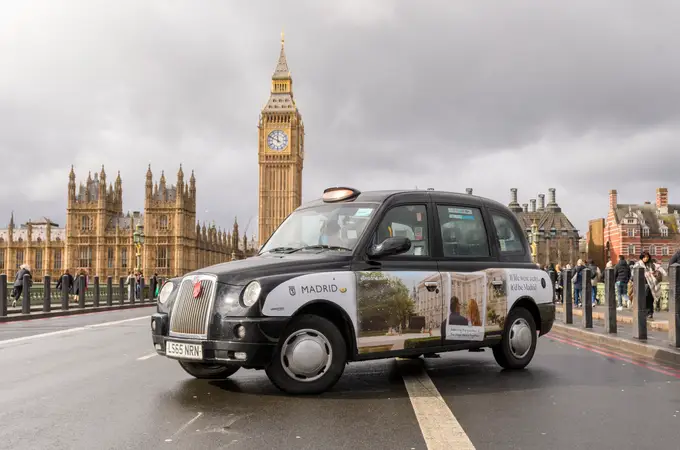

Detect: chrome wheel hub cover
[281,329,332,382]
[508,317,532,359]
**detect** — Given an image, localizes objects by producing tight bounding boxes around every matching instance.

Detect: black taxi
[151,187,555,395]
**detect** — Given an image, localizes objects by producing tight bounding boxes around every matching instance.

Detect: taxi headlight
[158,282,174,304]
[242,281,261,307]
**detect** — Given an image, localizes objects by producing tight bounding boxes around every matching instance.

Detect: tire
[178,360,240,379]
[265,314,347,395]
[492,307,537,370]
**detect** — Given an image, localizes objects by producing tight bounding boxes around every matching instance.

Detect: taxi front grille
[169,276,216,338]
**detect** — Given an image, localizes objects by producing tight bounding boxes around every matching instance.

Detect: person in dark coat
[12,264,33,307]
[55,269,74,294]
[613,255,631,309]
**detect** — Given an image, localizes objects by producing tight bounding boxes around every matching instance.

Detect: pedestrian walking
[55,269,74,294]
[571,259,585,307]
[11,264,32,307]
[613,255,631,310]
[633,251,666,320]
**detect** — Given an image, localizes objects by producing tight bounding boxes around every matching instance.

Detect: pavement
[556,303,671,331]
[1,309,680,449]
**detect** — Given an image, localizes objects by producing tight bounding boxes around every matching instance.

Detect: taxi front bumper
[150,312,287,368]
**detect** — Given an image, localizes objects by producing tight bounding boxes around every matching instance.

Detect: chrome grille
[169,275,217,339]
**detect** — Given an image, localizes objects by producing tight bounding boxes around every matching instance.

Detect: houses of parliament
[0,34,306,281]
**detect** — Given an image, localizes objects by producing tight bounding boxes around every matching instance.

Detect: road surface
[1,308,679,449]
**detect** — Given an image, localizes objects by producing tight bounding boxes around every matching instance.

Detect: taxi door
[430,193,499,343]
[352,193,445,355]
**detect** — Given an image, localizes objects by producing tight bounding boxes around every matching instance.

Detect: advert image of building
[450,272,486,327]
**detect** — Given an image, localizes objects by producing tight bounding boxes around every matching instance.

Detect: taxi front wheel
[178,361,240,379]
[265,314,347,395]
[492,307,537,370]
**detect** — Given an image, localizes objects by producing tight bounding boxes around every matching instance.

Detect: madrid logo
[288,286,296,296]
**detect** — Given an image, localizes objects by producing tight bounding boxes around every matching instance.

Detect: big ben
[257,32,305,246]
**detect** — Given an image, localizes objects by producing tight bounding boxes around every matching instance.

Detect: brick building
[600,188,680,265]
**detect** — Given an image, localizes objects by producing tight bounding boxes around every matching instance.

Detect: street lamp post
[133,224,145,273]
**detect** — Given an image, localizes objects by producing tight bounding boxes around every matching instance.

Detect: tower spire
[272,32,290,80]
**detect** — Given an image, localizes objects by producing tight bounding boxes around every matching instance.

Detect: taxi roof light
[322,187,361,203]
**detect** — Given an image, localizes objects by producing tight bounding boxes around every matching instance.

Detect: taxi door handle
[491,280,503,287]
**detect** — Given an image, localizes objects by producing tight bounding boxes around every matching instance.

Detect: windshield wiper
[288,245,352,253]
[262,246,297,254]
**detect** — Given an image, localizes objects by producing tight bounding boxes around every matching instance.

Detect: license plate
[166,341,203,360]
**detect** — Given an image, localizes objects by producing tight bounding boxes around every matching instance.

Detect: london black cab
[151,187,555,395]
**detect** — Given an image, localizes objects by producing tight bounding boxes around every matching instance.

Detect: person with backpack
[613,255,631,310]
[571,259,585,307]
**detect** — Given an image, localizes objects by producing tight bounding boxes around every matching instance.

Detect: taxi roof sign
[322,187,361,203]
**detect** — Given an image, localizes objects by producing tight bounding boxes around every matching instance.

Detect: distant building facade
[506,188,580,267]
[0,166,257,281]
[598,188,680,265]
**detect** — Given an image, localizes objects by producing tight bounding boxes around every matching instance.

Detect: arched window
[159,215,168,230]
[81,216,91,231]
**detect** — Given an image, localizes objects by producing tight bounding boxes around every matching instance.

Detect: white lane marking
[0,315,149,346]
[166,412,203,442]
[137,352,158,361]
[398,359,476,450]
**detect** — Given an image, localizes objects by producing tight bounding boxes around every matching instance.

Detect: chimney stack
[522,203,528,213]
[538,194,545,211]
[548,188,556,206]
[529,199,536,212]
[466,188,473,195]
[656,187,668,208]
[609,190,618,210]
[510,188,518,204]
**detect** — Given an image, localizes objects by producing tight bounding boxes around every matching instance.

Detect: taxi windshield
[260,202,378,254]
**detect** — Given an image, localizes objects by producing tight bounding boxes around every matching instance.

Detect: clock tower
[257,32,305,246]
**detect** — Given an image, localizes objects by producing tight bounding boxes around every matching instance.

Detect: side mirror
[367,236,411,258]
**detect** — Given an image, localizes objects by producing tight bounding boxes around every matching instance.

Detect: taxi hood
[188,253,353,285]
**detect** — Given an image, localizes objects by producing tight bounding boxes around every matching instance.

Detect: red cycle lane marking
[550,333,680,374]
[547,334,680,379]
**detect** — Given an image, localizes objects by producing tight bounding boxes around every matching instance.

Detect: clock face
[267,130,288,151]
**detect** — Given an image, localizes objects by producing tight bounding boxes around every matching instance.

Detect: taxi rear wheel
[178,361,240,379]
[492,307,537,370]
[265,314,347,395]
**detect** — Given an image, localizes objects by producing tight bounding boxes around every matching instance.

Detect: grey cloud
[1,0,680,238]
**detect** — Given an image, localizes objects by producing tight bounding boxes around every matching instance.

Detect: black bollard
[61,274,70,311]
[107,277,113,306]
[78,275,86,308]
[632,266,647,340]
[563,268,573,324]
[94,276,100,307]
[140,277,146,303]
[549,270,557,302]
[43,275,51,313]
[148,278,155,303]
[129,277,136,304]
[604,267,616,333]
[0,274,7,317]
[582,268,593,328]
[668,263,680,347]
[22,274,31,314]
[119,277,125,305]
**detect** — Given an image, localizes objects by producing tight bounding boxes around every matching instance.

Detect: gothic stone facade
[506,187,580,267]
[0,165,257,282]
[258,34,305,246]
[601,188,680,265]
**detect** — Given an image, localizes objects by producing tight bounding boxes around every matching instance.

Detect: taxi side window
[491,212,525,253]
[374,205,429,256]
[436,205,489,257]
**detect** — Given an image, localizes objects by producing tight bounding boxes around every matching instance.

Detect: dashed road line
[398,358,476,450]
[0,315,149,346]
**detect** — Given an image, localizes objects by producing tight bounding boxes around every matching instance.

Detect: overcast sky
[1,0,679,237]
